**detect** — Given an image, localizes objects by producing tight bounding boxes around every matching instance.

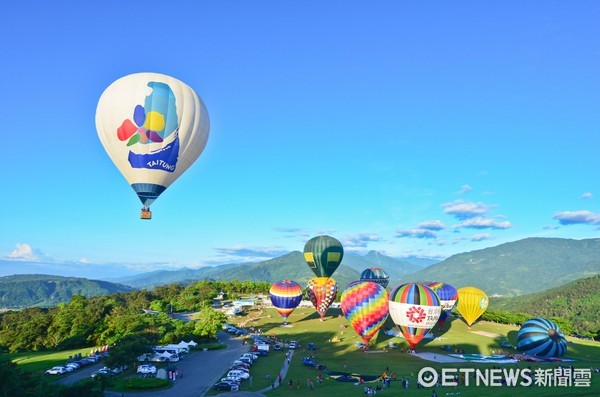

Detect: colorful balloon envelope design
[303,235,344,278]
[360,267,390,289]
[425,282,458,327]
[456,286,488,326]
[269,280,303,323]
[341,281,389,345]
[96,73,210,217]
[389,283,441,348]
[306,277,338,319]
[517,318,567,357]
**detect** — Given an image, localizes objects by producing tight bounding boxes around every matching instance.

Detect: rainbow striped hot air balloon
[425,282,458,328]
[341,281,389,345]
[360,268,390,289]
[306,277,338,320]
[389,283,441,348]
[517,318,567,357]
[269,280,303,324]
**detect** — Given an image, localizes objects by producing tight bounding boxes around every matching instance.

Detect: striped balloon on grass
[517,318,567,357]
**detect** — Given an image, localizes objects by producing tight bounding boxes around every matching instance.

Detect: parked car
[91,368,116,379]
[238,357,253,366]
[137,364,157,374]
[289,341,297,349]
[227,370,250,380]
[213,382,234,391]
[222,376,242,384]
[241,353,258,360]
[45,366,67,375]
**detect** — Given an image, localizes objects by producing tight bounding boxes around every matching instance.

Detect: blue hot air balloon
[517,318,567,357]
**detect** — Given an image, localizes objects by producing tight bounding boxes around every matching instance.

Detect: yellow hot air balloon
[456,286,488,327]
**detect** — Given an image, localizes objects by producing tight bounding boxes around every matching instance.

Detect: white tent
[186,340,198,346]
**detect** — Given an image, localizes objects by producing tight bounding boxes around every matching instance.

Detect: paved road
[55,362,105,386]
[103,332,249,397]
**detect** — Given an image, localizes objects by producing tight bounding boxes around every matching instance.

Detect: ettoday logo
[418,366,592,388]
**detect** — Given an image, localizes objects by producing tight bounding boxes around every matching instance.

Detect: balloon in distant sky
[306,277,338,319]
[388,283,441,348]
[269,280,303,324]
[341,281,389,345]
[516,318,567,357]
[456,286,488,327]
[303,235,344,278]
[425,282,458,327]
[96,72,210,219]
[360,267,390,288]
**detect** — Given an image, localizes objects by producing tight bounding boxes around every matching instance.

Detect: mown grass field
[211,307,600,397]
[4,346,100,373]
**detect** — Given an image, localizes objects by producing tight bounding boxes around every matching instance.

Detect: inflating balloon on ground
[517,317,567,357]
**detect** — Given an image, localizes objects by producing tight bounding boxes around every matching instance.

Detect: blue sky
[1,1,599,277]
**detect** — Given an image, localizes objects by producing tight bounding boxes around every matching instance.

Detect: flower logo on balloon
[406,306,426,323]
[117,104,166,146]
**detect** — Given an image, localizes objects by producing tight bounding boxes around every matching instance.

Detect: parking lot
[100,331,250,397]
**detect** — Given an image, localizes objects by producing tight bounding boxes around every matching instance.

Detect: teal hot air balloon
[303,235,344,278]
[360,268,390,288]
[517,318,567,357]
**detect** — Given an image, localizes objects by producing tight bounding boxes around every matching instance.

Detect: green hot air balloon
[303,235,344,278]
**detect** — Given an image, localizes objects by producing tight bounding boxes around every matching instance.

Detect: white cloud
[417,220,446,231]
[342,233,383,248]
[553,210,600,226]
[442,200,491,220]
[581,192,593,199]
[471,233,492,242]
[214,246,289,259]
[6,244,46,262]
[79,258,90,263]
[454,217,512,230]
[459,185,472,194]
[396,229,438,239]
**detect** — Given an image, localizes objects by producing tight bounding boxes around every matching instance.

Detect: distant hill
[400,238,600,296]
[111,251,433,290]
[341,251,434,285]
[490,275,600,338]
[0,274,134,309]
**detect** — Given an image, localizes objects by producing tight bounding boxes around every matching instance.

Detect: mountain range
[401,237,600,296]
[0,274,134,309]
[2,237,598,308]
[108,251,432,290]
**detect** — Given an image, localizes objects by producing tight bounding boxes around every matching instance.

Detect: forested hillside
[0,274,134,309]
[490,275,600,339]
[402,238,600,296]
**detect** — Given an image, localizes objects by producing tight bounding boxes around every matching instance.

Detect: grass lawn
[3,346,100,373]
[209,307,600,397]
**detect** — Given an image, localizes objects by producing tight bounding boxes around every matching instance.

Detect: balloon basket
[141,209,152,219]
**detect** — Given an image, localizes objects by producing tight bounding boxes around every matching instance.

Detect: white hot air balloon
[96,73,209,219]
